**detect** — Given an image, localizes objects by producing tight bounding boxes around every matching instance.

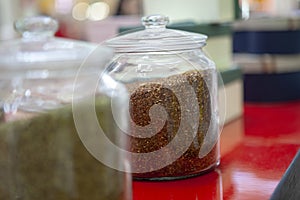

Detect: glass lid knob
[14,16,58,39]
[142,14,169,29]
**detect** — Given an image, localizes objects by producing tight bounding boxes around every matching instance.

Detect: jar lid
[0,16,97,79]
[105,15,207,53]
[0,16,114,115]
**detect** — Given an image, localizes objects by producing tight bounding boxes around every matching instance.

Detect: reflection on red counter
[133,170,222,200]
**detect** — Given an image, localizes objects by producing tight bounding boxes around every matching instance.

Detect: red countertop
[133,101,300,200]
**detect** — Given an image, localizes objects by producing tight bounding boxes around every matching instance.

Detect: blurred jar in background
[0,15,131,200]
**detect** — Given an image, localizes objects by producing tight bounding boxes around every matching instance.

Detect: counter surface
[133,101,300,200]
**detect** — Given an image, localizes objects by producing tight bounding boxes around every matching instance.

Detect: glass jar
[104,15,220,180]
[0,16,131,199]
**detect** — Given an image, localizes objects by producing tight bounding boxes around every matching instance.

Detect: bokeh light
[72,2,89,21]
[88,2,110,21]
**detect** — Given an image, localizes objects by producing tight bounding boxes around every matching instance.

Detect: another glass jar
[0,16,131,199]
[104,15,220,180]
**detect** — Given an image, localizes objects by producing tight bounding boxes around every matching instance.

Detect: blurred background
[1,0,300,116]
[1,0,300,41]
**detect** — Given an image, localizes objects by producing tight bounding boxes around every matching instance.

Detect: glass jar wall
[0,16,131,200]
[105,15,220,180]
